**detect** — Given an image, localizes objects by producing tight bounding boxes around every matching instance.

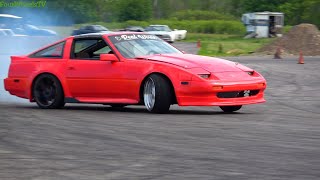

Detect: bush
[170,10,236,21]
[124,20,149,27]
[148,20,246,34]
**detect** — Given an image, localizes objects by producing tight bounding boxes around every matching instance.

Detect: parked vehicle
[120,26,144,32]
[0,14,57,36]
[17,24,56,36]
[72,25,112,35]
[144,25,187,43]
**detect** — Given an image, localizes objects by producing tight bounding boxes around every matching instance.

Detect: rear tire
[219,105,242,113]
[143,74,172,113]
[33,74,65,109]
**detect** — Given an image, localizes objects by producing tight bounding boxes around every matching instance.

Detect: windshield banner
[110,34,160,42]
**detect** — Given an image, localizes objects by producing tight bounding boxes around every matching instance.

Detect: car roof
[72,31,147,38]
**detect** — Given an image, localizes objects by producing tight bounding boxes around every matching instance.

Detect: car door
[65,37,125,100]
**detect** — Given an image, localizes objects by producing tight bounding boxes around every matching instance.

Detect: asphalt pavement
[0,44,320,179]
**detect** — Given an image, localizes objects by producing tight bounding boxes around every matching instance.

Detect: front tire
[33,74,65,109]
[143,74,172,113]
[219,105,242,113]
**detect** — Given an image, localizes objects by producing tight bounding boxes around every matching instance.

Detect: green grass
[183,33,274,56]
[283,25,292,33]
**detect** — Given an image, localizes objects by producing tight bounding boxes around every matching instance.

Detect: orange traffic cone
[197,39,201,48]
[298,51,304,64]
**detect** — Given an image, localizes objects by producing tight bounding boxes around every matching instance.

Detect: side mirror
[100,54,118,62]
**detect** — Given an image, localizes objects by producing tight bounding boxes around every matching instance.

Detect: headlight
[246,70,261,77]
[247,71,254,76]
[187,68,218,80]
[198,74,210,79]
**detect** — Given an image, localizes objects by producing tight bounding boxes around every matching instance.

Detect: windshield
[109,34,182,58]
[95,25,109,31]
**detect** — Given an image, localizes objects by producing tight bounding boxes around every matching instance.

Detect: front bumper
[176,80,266,106]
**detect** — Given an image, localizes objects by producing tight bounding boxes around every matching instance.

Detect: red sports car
[4,32,266,113]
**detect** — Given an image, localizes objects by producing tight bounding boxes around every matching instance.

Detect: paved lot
[173,42,199,54]
[0,49,320,179]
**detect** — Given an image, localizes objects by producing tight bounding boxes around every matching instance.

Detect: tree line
[0,0,319,27]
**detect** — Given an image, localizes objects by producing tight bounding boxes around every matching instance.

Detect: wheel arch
[30,72,65,101]
[139,72,177,105]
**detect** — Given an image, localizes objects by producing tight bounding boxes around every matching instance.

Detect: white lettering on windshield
[137,35,158,40]
[114,34,158,41]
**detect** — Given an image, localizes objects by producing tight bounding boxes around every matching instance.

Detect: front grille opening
[217,90,259,98]
[217,91,239,98]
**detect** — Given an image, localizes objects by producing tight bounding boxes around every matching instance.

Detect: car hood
[139,54,246,73]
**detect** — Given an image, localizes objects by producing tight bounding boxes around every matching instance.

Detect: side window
[71,38,112,60]
[30,41,65,58]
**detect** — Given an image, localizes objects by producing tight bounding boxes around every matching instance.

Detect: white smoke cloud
[0,8,73,103]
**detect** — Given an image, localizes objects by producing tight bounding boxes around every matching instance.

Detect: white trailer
[242,12,284,38]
